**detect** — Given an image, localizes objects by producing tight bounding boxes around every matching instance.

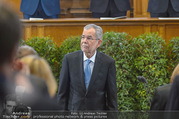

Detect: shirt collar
[83,50,96,63]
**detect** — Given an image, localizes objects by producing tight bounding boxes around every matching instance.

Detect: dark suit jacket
[148,0,179,13]
[89,0,131,13]
[150,84,171,110]
[0,74,7,100]
[14,73,61,110]
[166,75,179,110]
[0,74,7,115]
[57,50,117,111]
[20,0,60,16]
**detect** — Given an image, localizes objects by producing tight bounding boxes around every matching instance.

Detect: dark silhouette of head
[0,5,21,66]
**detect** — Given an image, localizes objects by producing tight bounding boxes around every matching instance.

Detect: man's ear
[13,59,23,71]
[97,39,103,47]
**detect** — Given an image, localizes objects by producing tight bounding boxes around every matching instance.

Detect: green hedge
[22,32,179,111]
[167,37,179,75]
[20,37,61,83]
[58,36,81,71]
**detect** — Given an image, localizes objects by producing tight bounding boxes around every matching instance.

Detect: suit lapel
[87,50,102,93]
[78,51,87,93]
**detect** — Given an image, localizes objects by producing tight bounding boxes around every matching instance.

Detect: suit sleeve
[166,75,179,110]
[106,60,118,110]
[150,88,160,110]
[57,55,70,110]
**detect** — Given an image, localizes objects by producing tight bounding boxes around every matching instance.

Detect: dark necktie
[84,59,91,89]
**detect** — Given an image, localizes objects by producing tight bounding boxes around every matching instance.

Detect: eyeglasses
[80,35,98,40]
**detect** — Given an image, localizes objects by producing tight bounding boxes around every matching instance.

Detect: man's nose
[83,37,88,42]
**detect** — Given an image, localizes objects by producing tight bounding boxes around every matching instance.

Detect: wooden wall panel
[22,18,179,46]
[44,26,83,45]
[151,25,159,33]
[165,25,179,41]
[101,26,144,37]
[1,0,22,18]
[60,0,92,18]
[133,0,150,18]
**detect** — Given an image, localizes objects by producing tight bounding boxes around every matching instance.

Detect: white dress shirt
[83,51,97,74]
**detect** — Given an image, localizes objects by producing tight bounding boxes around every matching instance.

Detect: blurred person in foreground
[15,55,59,111]
[57,24,117,112]
[0,4,21,115]
[13,45,38,73]
[0,5,59,114]
[20,55,57,98]
[150,64,179,110]
[12,45,51,98]
[16,45,38,59]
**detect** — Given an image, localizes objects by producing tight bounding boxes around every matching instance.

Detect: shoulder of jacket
[98,51,115,62]
[65,50,82,58]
